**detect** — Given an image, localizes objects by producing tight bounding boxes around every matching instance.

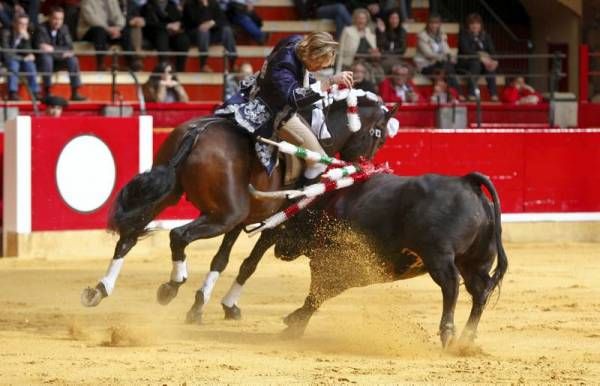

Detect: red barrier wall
[374,129,600,213]
[153,128,600,218]
[30,117,142,230]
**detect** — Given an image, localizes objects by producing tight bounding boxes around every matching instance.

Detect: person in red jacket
[501,76,542,105]
[379,62,422,104]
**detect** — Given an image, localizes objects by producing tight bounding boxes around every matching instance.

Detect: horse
[80,92,400,324]
[252,172,508,348]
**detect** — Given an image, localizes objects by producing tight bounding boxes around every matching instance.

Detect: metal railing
[351,51,566,127]
[0,46,236,103]
[0,47,566,126]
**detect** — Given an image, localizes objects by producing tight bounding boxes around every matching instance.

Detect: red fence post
[580,44,589,102]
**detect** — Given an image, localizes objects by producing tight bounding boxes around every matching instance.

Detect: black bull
[272,172,508,348]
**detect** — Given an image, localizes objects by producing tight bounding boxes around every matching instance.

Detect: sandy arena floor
[0,236,599,384]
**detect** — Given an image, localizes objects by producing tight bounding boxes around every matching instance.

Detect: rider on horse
[216,31,354,180]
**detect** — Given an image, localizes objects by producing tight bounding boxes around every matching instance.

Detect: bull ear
[385,103,400,121]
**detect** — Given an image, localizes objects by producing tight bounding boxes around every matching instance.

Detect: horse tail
[108,124,202,236]
[465,172,508,297]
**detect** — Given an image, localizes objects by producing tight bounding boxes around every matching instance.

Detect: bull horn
[248,184,303,200]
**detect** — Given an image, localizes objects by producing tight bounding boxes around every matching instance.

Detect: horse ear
[385,103,400,121]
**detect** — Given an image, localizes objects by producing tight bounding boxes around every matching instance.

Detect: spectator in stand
[183,0,237,72]
[124,0,145,71]
[1,13,40,100]
[141,0,190,72]
[348,1,384,25]
[414,13,462,100]
[40,0,81,39]
[351,61,376,93]
[44,94,68,116]
[458,12,499,101]
[36,6,86,100]
[222,0,268,45]
[224,61,253,100]
[375,8,406,70]
[0,0,40,27]
[294,1,351,39]
[427,68,458,104]
[379,62,422,104]
[501,76,542,105]
[398,0,412,22]
[143,61,189,102]
[337,8,384,83]
[78,0,136,71]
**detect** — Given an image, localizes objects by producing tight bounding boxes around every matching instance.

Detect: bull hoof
[80,283,107,307]
[280,324,306,340]
[283,308,306,326]
[156,281,182,306]
[222,304,242,320]
[185,290,205,325]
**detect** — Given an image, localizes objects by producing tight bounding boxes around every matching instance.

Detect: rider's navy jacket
[216,34,322,139]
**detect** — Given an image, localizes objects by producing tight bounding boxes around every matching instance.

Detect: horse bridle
[317,96,387,161]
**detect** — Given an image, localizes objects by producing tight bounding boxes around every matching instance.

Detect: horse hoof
[222,304,242,320]
[185,308,203,325]
[80,285,105,307]
[440,327,456,349]
[156,282,179,306]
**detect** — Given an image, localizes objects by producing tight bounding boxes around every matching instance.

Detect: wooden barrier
[3,119,600,257]
[2,116,153,256]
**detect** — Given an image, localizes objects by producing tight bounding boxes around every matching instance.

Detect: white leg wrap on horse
[200,271,220,302]
[100,258,124,296]
[170,260,188,283]
[221,281,244,307]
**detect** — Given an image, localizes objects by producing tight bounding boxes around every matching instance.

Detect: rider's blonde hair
[296,32,338,67]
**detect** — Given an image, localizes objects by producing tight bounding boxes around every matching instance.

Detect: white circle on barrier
[56,135,116,213]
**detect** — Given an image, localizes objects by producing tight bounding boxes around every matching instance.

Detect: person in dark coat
[297,0,351,39]
[183,0,236,72]
[44,94,68,116]
[458,12,499,101]
[1,13,39,100]
[35,6,86,100]
[141,0,190,72]
[375,7,406,70]
[222,0,267,45]
[216,32,353,178]
[0,0,40,27]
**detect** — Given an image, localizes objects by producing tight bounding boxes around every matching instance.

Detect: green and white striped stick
[257,137,347,166]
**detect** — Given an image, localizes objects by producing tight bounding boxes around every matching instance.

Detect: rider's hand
[332,71,353,89]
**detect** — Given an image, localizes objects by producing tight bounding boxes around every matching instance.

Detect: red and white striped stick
[247,162,389,236]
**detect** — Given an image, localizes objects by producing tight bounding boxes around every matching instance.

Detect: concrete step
[254,0,432,21]
[71,20,460,71]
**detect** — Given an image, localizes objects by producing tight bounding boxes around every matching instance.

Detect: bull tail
[466,172,509,297]
[108,124,202,237]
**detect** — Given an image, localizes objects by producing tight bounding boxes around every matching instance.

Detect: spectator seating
[0,0,516,105]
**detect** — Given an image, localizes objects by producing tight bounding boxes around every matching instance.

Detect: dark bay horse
[271,172,508,348]
[81,94,399,321]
